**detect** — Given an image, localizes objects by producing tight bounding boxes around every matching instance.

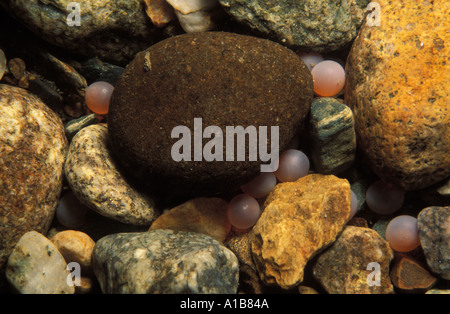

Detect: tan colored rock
[149,197,231,242]
[389,256,437,293]
[298,286,319,294]
[50,230,95,272]
[313,226,394,294]
[251,174,351,289]
[345,0,450,190]
[143,0,175,27]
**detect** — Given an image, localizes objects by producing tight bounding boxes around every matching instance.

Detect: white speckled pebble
[93,230,239,294]
[6,231,74,294]
[64,124,159,226]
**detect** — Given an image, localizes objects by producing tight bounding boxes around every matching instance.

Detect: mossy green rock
[218,0,371,52]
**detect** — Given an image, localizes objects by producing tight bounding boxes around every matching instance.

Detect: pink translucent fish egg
[297,51,325,71]
[85,81,114,115]
[241,172,277,199]
[56,191,89,228]
[348,190,358,220]
[227,194,261,229]
[311,60,346,97]
[385,215,420,252]
[366,180,405,215]
[274,149,310,183]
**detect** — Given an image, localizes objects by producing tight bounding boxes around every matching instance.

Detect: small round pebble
[274,149,310,183]
[366,180,405,215]
[227,194,261,230]
[55,191,89,228]
[50,230,96,270]
[241,172,277,199]
[385,215,420,252]
[85,81,114,115]
[311,60,346,97]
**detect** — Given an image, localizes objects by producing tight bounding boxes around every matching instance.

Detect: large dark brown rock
[108,32,313,197]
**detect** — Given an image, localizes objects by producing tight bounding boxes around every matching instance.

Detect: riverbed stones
[92,230,239,294]
[108,31,314,197]
[64,124,159,226]
[312,226,394,294]
[0,0,168,65]
[417,206,450,280]
[345,0,450,190]
[251,174,351,289]
[0,84,67,288]
[5,231,74,294]
[218,0,371,52]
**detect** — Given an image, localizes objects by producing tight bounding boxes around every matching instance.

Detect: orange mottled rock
[50,230,96,272]
[345,0,450,190]
[251,174,351,289]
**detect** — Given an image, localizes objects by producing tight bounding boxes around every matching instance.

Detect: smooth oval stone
[92,230,239,294]
[345,0,450,190]
[109,32,313,197]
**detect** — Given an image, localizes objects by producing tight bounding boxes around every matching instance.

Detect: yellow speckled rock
[345,0,450,190]
[251,174,351,289]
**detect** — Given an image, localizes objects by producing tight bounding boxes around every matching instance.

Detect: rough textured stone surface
[65,124,159,226]
[345,0,450,190]
[251,174,351,289]
[417,206,450,280]
[307,97,356,175]
[389,256,437,293]
[93,230,239,294]
[0,84,67,288]
[50,230,95,272]
[149,197,231,242]
[218,0,370,52]
[225,231,265,294]
[5,231,74,294]
[109,31,313,197]
[313,226,394,294]
[143,0,175,28]
[0,0,170,65]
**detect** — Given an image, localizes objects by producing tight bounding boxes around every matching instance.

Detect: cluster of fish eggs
[68,52,419,252]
